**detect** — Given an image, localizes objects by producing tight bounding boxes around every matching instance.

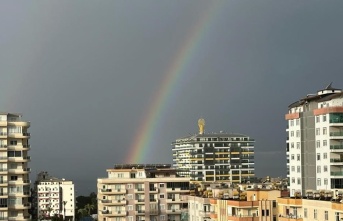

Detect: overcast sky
[1,1,343,195]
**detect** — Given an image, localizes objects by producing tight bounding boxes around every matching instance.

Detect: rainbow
[126,2,224,163]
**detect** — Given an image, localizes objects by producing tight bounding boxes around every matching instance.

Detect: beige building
[97,164,190,221]
[186,183,281,221]
[278,190,343,221]
[0,113,31,220]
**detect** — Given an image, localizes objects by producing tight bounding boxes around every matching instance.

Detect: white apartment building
[286,84,343,196]
[0,112,31,220]
[33,171,75,221]
[172,119,255,183]
[97,164,190,221]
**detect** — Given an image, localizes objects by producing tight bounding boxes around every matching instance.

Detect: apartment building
[186,183,280,221]
[32,171,75,221]
[97,164,190,221]
[277,190,343,221]
[172,118,255,183]
[0,112,31,220]
[286,84,343,196]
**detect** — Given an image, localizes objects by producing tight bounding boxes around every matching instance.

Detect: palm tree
[84,203,95,216]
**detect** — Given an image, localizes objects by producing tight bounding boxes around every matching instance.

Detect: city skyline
[1,1,343,195]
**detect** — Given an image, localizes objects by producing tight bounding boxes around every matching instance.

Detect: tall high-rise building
[97,164,189,221]
[172,119,255,183]
[0,113,31,220]
[286,84,343,196]
[32,171,75,221]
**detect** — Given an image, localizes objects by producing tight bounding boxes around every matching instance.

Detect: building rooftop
[288,84,343,108]
[112,164,172,169]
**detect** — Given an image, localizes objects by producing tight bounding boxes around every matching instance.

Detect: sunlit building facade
[0,113,31,220]
[32,171,75,221]
[97,164,189,221]
[286,84,343,196]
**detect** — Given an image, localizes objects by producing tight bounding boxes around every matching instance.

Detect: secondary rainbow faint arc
[126,2,223,163]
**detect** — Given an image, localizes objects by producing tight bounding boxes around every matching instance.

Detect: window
[317,166,321,173]
[324,178,328,185]
[304,208,307,218]
[296,130,300,137]
[296,119,300,125]
[323,153,327,159]
[296,142,300,149]
[127,194,133,199]
[314,209,317,219]
[316,116,320,123]
[323,127,327,135]
[297,154,300,161]
[297,166,300,173]
[324,211,328,220]
[323,140,327,146]
[292,177,295,183]
[324,165,328,172]
[291,131,294,137]
[291,143,294,148]
[291,155,295,160]
[159,194,164,199]
[290,120,294,126]
[291,166,295,172]
[159,183,165,188]
[128,205,133,211]
[297,178,301,184]
[160,204,165,210]
[127,184,132,189]
[323,115,327,122]
[266,209,269,216]
[9,140,17,145]
[316,141,320,148]
[316,128,320,135]
[317,154,320,161]
[317,178,321,186]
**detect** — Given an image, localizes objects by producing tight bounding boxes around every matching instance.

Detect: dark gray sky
[1,1,343,195]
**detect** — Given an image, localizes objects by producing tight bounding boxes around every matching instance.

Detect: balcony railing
[331,145,343,150]
[101,199,112,203]
[330,159,343,163]
[0,132,7,136]
[330,132,343,136]
[331,172,343,176]
[101,189,112,192]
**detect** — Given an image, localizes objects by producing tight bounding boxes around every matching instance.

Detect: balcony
[330,159,343,164]
[7,133,30,138]
[149,187,158,193]
[226,215,260,221]
[278,215,303,221]
[166,188,189,193]
[166,209,181,214]
[167,198,183,203]
[199,210,211,217]
[0,132,7,137]
[101,199,112,204]
[134,188,145,193]
[331,172,343,176]
[135,199,145,204]
[330,132,343,139]
[101,210,110,214]
[100,189,112,193]
[331,145,343,151]
[135,210,145,215]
